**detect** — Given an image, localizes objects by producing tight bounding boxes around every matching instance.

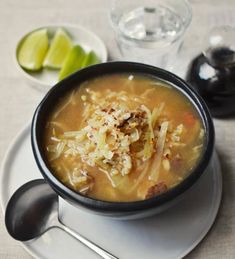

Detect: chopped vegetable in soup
[43,74,204,202]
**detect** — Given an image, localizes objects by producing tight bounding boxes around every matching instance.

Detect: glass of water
[110,0,192,70]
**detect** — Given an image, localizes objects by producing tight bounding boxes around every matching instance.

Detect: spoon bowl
[5,179,57,241]
[5,179,117,259]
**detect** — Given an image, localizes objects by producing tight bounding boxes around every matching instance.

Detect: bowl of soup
[31,62,214,219]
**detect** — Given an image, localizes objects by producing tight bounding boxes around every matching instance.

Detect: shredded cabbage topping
[46,88,189,189]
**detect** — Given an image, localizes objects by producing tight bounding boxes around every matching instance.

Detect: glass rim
[109,0,193,43]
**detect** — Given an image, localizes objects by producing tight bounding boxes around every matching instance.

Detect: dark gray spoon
[5,179,118,259]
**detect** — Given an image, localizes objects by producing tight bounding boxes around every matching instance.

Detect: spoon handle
[56,220,118,259]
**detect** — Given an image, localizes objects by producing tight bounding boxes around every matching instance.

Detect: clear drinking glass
[110,0,192,70]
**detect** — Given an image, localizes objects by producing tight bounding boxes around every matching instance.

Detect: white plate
[0,124,222,259]
[15,24,108,92]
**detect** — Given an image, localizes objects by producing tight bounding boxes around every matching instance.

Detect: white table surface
[1,0,235,258]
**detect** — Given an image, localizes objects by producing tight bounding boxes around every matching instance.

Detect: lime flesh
[43,28,72,69]
[59,45,86,80]
[81,50,100,68]
[18,29,49,71]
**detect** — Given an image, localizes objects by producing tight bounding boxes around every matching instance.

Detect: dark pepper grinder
[186,26,235,118]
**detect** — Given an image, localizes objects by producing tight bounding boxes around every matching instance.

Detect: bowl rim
[14,23,108,88]
[31,61,214,213]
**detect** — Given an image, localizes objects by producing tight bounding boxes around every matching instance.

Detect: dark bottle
[186,27,235,118]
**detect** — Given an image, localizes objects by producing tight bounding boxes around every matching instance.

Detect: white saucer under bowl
[0,124,222,259]
[15,24,108,92]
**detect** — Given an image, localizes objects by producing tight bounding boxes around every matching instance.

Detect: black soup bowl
[31,62,215,220]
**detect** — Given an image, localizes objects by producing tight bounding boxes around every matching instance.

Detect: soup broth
[43,74,204,202]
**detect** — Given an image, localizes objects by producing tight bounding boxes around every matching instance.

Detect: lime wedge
[59,45,86,80]
[81,51,100,68]
[17,29,49,71]
[43,28,72,69]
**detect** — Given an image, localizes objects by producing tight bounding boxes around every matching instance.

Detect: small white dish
[0,124,222,259]
[15,24,108,92]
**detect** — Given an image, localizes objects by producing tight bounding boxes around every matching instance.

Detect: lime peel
[59,45,86,80]
[81,51,100,68]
